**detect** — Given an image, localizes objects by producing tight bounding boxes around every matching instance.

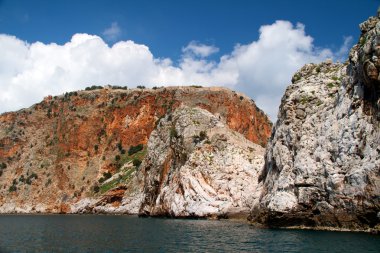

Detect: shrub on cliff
[0,162,6,170]
[93,184,100,193]
[128,144,144,156]
[170,127,178,139]
[19,175,25,183]
[0,163,6,176]
[117,141,126,154]
[110,85,128,90]
[25,173,38,185]
[85,85,103,91]
[98,171,112,184]
[9,185,17,192]
[132,158,142,168]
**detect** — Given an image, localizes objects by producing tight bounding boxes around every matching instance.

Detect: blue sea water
[0,215,378,253]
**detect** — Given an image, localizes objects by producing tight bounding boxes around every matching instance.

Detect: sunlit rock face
[139,106,265,218]
[252,13,380,232]
[0,86,271,214]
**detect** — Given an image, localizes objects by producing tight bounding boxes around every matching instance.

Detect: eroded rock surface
[0,86,271,214]
[139,106,264,218]
[252,13,380,232]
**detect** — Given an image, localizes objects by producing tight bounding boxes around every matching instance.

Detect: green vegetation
[93,184,100,193]
[117,141,123,151]
[9,184,17,192]
[128,144,144,156]
[132,158,142,167]
[359,36,367,47]
[110,85,128,90]
[137,85,146,89]
[327,82,335,89]
[98,171,112,184]
[170,127,179,139]
[63,91,78,102]
[116,146,147,170]
[292,73,301,83]
[0,162,6,170]
[25,173,38,185]
[19,175,25,183]
[98,167,136,194]
[47,108,52,118]
[190,85,203,88]
[85,85,103,91]
[117,141,126,154]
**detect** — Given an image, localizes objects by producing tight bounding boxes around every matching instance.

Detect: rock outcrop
[139,106,264,218]
[0,86,271,214]
[251,13,380,232]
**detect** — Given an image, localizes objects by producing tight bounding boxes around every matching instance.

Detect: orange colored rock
[0,86,271,213]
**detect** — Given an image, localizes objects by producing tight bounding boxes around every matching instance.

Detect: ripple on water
[0,215,379,253]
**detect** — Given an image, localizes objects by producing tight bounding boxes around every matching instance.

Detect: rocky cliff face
[252,13,380,232]
[0,86,271,214]
[138,106,264,218]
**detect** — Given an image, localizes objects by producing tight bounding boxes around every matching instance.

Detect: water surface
[0,215,378,252]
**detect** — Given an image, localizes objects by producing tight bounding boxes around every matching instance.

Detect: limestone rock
[139,106,264,218]
[0,86,271,214]
[252,12,380,232]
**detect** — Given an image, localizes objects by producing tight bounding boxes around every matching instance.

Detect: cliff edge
[251,12,380,232]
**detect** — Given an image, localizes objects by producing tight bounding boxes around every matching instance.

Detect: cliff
[0,86,271,213]
[251,13,380,232]
[138,106,264,218]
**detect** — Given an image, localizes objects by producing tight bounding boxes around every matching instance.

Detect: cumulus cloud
[102,22,121,41]
[182,41,219,58]
[0,20,352,121]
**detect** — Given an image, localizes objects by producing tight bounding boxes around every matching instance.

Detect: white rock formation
[252,13,380,231]
[139,106,264,218]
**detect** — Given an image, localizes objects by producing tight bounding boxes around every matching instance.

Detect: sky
[0,0,378,121]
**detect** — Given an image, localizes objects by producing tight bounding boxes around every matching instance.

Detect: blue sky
[1,0,377,59]
[0,0,378,120]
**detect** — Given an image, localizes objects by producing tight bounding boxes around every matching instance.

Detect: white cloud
[0,20,351,121]
[335,36,353,61]
[102,22,121,41]
[182,41,219,58]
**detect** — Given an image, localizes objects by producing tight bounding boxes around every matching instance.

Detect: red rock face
[0,86,271,212]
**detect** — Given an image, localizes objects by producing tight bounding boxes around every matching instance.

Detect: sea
[0,215,378,253]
